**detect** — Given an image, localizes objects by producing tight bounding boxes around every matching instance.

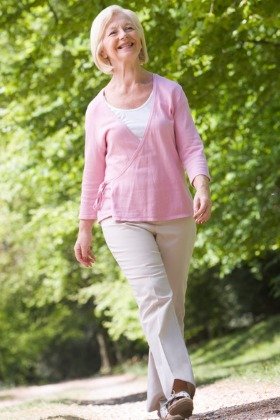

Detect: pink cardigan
[79,73,210,223]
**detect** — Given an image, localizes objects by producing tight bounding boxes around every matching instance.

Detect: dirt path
[0,373,279,419]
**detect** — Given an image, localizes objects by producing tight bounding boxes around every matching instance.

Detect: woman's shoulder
[154,73,184,99]
[85,89,104,115]
[155,73,183,90]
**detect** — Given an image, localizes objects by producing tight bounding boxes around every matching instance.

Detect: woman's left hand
[193,188,211,223]
[193,180,211,223]
[192,175,212,224]
[193,188,212,224]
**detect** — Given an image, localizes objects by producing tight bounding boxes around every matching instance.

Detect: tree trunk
[96,329,113,373]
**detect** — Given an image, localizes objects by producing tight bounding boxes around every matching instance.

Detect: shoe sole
[168,397,193,418]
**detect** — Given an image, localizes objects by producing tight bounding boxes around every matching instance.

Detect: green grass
[114,315,280,385]
[191,314,280,385]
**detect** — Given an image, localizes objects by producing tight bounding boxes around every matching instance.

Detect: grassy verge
[113,315,280,385]
[191,314,280,385]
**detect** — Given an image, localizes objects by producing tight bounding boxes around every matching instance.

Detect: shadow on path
[195,374,227,387]
[43,417,86,420]
[191,396,280,419]
[51,394,280,419]
[60,391,147,406]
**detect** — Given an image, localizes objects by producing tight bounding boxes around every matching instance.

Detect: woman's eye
[108,27,133,35]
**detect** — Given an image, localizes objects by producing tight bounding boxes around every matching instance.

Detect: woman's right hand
[74,222,96,267]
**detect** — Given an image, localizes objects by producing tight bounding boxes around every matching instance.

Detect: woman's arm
[173,86,211,223]
[173,86,210,186]
[174,86,211,223]
[78,104,106,220]
[75,104,106,266]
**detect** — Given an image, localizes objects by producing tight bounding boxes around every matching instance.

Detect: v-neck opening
[105,88,153,112]
[101,73,157,142]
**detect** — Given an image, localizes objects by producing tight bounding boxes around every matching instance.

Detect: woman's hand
[74,220,96,267]
[192,175,212,224]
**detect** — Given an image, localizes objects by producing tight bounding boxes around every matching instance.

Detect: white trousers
[100,216,197,412]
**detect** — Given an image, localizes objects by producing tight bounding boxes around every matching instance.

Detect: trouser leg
[156,217,196,333]
[100,217,196,413]
[146,217,197,411]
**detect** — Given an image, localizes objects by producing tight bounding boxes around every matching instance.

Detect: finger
[196,208,211,224]
[74,245,84,263]
[194,207,206,220]
[82,250,97,267]
[74,245,95,266]
[88,250,96,261]
[195,215,205,224]
[193,197,201,216]
[81,245,91,260]
[194,200,211,218]
[195,203,210,220]
[81,255,94,267]
[193,200,209,218]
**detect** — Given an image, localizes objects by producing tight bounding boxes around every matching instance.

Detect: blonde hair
[90,5,149,74]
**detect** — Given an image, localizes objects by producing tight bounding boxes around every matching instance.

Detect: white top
[105,91,153,139]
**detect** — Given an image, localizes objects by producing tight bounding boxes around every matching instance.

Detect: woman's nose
[119,28,127,38]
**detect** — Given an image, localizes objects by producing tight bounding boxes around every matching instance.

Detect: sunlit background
[1,0,279,394]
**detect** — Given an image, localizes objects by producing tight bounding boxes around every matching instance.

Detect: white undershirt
[105,91,153,139]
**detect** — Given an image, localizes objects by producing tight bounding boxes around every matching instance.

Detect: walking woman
[74,5,211,419]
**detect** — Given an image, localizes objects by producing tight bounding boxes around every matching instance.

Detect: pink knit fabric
[78,73,210,223]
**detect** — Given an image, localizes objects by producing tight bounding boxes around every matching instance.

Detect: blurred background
[0,0,279,388]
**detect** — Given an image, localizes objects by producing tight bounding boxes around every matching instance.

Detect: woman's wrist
[79,219,95,232]
[193,174,210,191]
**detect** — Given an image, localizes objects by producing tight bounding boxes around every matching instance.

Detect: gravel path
[0,373,279,419]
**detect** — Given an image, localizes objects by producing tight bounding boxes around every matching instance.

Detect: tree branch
[244,39,280,47]
[47,0,59,24]
[209,0,215,14]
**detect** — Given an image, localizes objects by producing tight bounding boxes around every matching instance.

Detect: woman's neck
[108,65,151,94]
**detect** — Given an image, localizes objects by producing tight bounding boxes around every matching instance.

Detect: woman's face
[101,13,142,67]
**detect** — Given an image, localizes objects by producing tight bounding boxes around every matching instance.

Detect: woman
[74,5,211,420]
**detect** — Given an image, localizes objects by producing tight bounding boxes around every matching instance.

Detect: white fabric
[100,216,197,413]
[105,90,153,139]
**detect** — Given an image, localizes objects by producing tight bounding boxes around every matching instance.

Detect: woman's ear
[100,50,108,59]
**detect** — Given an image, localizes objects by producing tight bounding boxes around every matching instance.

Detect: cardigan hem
[97,211,194,224]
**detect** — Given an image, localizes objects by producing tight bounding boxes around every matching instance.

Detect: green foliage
[0,0,279,384]
[185,252,280,342]
[77,245,144,341]
[167,0,280,273]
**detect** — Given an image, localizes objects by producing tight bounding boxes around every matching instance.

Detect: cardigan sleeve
[173,86,210,186]
[78,105,106,219]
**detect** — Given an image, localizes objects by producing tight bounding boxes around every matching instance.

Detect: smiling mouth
[118,42,134,49]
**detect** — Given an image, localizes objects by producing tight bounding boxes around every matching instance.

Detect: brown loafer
[166,390,194,418]
[158,398,184,419]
